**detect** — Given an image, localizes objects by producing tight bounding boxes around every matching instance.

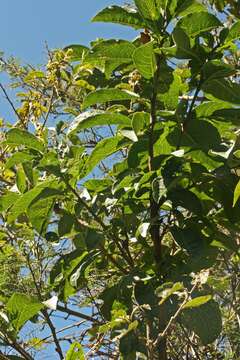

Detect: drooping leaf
[68,111,131,135]
[171,226,205,255]
[8,180,63,222]
[92,5,146,29]
[133,41,157,79]
[5,129,44,153]
[27,189,58,233]
[6,293,43,332]
[82,89,139,109]
[185,119,221,151]
[168,188,203,215]
[84,136,129,175]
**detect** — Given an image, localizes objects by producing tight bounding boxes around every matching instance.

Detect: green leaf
[134,0,162,21]
[175,0,207,17]
[58,211,75,237]
[156,282,184,304]
[82,89,139,109]
[233,179,240,207]
[203,79,240,105]
[202,60,235,81]
[183,295,212,309]
[158,71,186,109]
[38,151,61,176]
[84,136,129,176]
[16,166,27,193]
[172,27,199,60]
[168,188,203,215]
[182,300,222,345]
[64,44,89,61]
[119,129,138,142]
[84,179,112,193]
[68,111,131,135]
[186,119,221,151]
[195,101,233,118]
[6,293,43,332]
[8,180,63,222]
[92,5,146,29]
[5,151,35,169]
[132,111,150,135]
[177,12,222,37]
[5,129,44,153]
[0,192,20,212]
[225,20,240,43]
[171,226,205,255]
[65,342,85,360]
[86,40,135,78]
[133,42,156,79]
[70,250,100,288]
[28,189,58,233]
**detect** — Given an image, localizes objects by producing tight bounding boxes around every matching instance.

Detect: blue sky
[0,0,137,64]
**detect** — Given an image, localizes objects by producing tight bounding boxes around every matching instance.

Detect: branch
[153,282,198,349]
[57,304,101,324]
[148,55,163,264]
[176,78,203,150]
[0,83,25,127]
[41,309,64,360]
[26,255,64,360]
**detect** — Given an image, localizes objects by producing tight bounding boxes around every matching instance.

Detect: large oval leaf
[133,41,157,79]
[177,12,222,37]
[8,180,63,222]
[84,136,129,176]
[5,128,44,153]
[92,5,145,29]
[68,111,131,135]
[181,300,222,345]
[6,293,43,332]
[82,89,139,109]
[86,40,136,78]
[203,79,240,105]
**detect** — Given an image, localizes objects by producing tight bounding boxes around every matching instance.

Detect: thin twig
[0,82,25,126]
